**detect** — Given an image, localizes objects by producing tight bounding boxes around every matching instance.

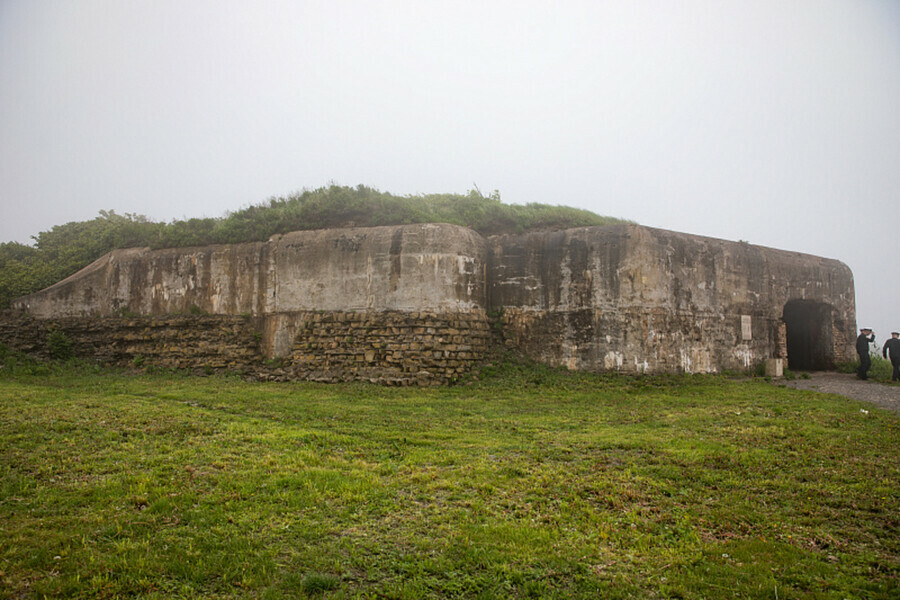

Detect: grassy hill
[1,351,897,599]
[0,185,627,308]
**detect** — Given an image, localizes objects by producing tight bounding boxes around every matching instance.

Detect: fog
[1,1,897,338]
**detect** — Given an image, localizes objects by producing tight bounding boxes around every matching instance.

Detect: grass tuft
[301,572,341,594]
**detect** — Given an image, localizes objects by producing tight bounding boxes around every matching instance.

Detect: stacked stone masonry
[287,310,491,385]
[0,313,263,373]
[0,310,491,385]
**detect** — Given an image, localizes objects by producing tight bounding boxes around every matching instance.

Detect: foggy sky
[1,1,898,339]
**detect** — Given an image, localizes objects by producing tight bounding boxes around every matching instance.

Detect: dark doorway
[782,300,834,370]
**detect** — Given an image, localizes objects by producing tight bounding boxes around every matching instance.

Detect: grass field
[1,352,898,599]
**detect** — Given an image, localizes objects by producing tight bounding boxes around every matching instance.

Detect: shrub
[835,361,857,374]
[869,356,895,381]
[46,328,74,360]
[0,343,51,376]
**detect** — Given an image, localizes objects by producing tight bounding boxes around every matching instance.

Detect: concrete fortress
[8,223,856,383]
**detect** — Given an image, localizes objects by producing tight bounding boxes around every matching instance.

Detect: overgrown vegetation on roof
[0,185,628,308]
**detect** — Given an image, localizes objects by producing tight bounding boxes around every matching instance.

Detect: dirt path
[777,372,900,413]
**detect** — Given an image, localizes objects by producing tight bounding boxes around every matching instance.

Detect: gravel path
[777,372,900,413]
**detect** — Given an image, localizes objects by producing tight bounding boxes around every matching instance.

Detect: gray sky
[2,1,898,339]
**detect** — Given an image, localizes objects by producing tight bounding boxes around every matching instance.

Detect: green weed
[46,327,74,360]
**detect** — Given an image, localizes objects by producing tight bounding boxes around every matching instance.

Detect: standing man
[857,328,875,380]
[883,331,900,382]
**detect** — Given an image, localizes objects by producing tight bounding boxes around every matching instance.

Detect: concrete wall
[14,223,486,319]
[272,224,486,312]
[488,224,855,373]
[7,222,856,380]
[11,244,271,318]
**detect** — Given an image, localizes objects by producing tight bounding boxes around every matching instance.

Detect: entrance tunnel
[782,300,834,371]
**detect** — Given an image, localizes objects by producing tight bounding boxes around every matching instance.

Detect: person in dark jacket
[857,328,875,380]
[882,331,900,382]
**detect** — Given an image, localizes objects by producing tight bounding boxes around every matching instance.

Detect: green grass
[1,354,898,599]
[837,356,899,384]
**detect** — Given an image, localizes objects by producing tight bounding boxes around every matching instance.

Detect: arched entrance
[782,300,834,370]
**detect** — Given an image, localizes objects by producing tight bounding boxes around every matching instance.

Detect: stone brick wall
[0,309,493,385]
[0,311,264,373]
[832,323,854,365]
[775,322,788,361]
[284,310,492,385]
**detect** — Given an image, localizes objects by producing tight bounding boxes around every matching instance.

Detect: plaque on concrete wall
[741,315,752,341]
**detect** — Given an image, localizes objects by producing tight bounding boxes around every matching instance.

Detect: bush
[835,361,857,374]
[187,304,206,316]
[837,356,894,381]
[0,343,51,376]
[869,356,895,381]
[46,328,74,360]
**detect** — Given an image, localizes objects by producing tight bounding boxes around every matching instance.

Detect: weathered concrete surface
[271,224,486,312]
[7,222,857,380]
[13,223,487,319]
[12,244,271,318]
[488,224,855,374]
